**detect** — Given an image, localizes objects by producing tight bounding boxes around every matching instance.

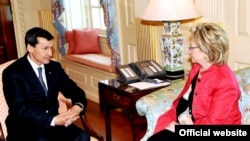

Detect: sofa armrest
[135,79,185,141]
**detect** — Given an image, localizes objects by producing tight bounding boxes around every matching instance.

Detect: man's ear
[27,44,33,53]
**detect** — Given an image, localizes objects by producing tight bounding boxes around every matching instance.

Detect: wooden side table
[98,79,168,141]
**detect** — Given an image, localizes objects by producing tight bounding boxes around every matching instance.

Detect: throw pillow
[73,28,100,54]
[65,31,76,54]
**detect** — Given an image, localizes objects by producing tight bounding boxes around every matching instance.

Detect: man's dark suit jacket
[2,54,87,140]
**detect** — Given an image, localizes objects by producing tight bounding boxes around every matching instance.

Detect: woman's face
[188,38,208,64]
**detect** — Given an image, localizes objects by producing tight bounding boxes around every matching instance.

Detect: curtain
[101,0,121,66]
[51,0,121,65]
[51,0,67,56]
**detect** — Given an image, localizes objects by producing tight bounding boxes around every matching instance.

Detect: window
[64,0,106,35]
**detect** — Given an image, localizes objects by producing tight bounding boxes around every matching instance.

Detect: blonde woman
[148,23,241,140]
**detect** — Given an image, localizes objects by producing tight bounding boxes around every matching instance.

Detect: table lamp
[142,0,202,79]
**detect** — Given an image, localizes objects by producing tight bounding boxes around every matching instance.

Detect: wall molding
[10,0,26,57]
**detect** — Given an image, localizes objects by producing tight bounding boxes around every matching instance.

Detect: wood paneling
[0,0,17,63]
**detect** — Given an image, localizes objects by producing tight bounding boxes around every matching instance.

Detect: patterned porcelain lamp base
[160,21,184,79]
[165,70,185,80]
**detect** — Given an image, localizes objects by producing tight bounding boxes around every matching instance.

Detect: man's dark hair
[25,27,54,47]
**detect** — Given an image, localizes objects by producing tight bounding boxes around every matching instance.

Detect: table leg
[105,104,112,141]
[130,114,137,141]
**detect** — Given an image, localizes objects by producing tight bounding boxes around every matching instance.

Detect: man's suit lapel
[22,56,48,97]
[44,62,59,98]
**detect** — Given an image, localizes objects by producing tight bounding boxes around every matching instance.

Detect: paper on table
[128,79,171,90]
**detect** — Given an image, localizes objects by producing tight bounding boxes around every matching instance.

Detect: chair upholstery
[0,60,103,141]
[0,60,16,138]
[0,122,5,141]
[136,67,250,141]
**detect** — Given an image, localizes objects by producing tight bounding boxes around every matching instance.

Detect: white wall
[11,0,250,71]
[10,0,50,56]
[193,0,250,70]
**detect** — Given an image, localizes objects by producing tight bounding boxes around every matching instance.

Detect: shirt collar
[27,55,45,75]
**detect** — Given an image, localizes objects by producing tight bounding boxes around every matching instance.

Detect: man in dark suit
[2,27,90,141]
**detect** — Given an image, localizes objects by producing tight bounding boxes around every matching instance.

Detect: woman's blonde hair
[190,22,229,65]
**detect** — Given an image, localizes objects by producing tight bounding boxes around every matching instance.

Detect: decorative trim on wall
[235,62,250,70]
[127,42,137,62]
[10,0,26,57]
[238,0,250,36]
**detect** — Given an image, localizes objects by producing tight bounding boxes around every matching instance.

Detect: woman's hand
[178,114,193,125]
[165,121,178,132]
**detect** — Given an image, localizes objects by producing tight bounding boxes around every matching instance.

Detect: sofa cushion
[65,30,76,54]
[73,28,101,54]
[64,54,116,73]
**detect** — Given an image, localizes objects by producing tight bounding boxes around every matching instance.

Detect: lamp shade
[142,0,202,21]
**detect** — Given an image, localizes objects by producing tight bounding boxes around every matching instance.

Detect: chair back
[0,60,16,139]
[0,122,5,140]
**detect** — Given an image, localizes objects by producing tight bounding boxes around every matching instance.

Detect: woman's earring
[203,55,208,61]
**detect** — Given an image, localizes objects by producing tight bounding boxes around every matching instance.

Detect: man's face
[27,37,53,66]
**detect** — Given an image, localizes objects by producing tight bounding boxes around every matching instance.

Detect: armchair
[0,122,4,141]
[136,67,250,141]
[0,60,103,141]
